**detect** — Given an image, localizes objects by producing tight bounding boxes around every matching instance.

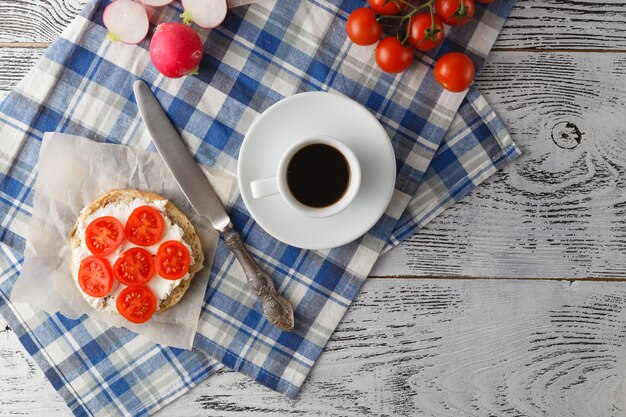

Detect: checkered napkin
[0,0,519,415]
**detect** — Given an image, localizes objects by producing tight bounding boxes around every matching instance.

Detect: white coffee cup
[250,135,361,218]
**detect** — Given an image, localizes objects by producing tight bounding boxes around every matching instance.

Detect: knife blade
[133,81,230,232]
[133,80,294,331]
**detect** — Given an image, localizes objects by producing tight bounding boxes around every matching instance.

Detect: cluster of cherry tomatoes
[346,0,496,92]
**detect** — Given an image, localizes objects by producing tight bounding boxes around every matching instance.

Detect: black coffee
[287,144,350,208]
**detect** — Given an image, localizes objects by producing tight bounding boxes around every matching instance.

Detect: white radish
[181,0,228,29]
[138,0,174,6]
[103,0,150,44]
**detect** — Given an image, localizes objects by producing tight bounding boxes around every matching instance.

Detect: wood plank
[0,0,86,43]
[0,317,79,415]
[373,50,626,279]
[161,279,626,416]
[494,0,626,50]
[0,0,626,50]
[0,47,44,92]
[2,279,625,416]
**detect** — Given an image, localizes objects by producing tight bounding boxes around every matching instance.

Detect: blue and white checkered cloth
[0,0,519,415]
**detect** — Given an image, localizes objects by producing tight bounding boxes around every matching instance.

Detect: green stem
[402,15,413,44]
[378,14,408,20]
[106,31,119,42]
[180,10,194,26]
[376,0,438,46]
[397,0,436,12]
[377,0,436,22]
[429,4,436,31]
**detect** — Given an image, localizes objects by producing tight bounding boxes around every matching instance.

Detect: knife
[133,80,294,331]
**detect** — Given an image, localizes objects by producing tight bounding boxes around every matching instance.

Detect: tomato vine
[346,0,490,92]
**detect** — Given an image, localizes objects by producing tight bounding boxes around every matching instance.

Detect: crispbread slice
[70,189,204,312]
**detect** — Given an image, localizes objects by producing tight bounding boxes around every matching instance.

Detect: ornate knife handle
[222,225,295,331]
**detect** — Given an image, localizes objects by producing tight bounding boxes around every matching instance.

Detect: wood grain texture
[0,318,69,415]
[0,47,44,92]
[170,279,626,417]
[0,0,625,416]
[2,279,626,416]
[494,0,626,50]
[372,50,626,279]
[0,0,86,43]
[0,0,626,49]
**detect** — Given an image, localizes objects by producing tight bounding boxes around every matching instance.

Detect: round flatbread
[70,189,203,312]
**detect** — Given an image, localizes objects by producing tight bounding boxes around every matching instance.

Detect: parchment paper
[10,133,235,349]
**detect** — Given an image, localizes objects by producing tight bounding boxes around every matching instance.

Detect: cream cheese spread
[70,198,194,313]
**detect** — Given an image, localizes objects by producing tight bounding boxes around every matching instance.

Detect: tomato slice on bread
[78,256,114,298]
[116,285,157,324]
[85,216,124,257]
[125,206,165,246]
[113,247,156,286]
[155,240,191,280]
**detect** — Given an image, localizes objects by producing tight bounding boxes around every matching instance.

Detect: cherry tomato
[155,240,191,280]
[408,12,445,52]
[85,216,124,257]
[436,0,475,26]
[368,0,402,15]
[125,206,165,247]
[113,247,156,286]
[375,37,413,73]
[434,52,475,92]
[116,285,156,324]
[346,8,382,46]
[78,256,114,298]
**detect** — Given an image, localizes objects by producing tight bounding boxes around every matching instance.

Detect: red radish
[181,0,228,29]
[149,22,204,78]
[138,0,174,6]
[103,0,150,44]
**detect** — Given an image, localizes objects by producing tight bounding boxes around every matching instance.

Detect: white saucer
[237,92,396,250]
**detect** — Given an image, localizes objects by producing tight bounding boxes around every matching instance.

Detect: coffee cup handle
[250,176,280,199]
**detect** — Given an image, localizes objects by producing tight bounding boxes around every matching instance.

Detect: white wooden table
[2,1,626,415]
